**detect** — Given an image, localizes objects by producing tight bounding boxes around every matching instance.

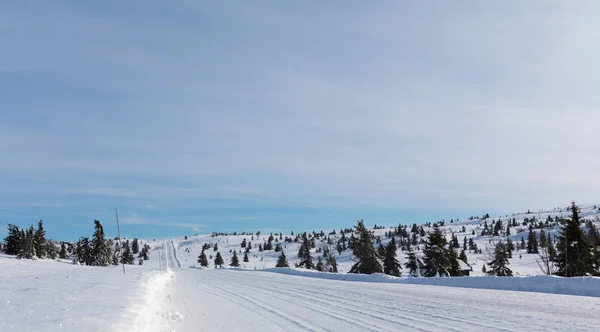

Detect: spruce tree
[506,239,514,258]
[276,250,289,267]
[404,246,419,277]
[316,257,324,271]
[296,234,314,269]
[22,226,37,259]
[383,238,402,277]
[121,240,134,265]
[198,250,209,267]
[555,202,593,277]
[230,250,240,267]
[447,247,462,276]
[214,252,224,268]
[325,252,338,273]
[422,225,449,277]
[59,242,67,259]
[75,237,91,265]
[132,238,139,254]
[377,243,386,258]
[45,240,58,259]
[4,224,24,256]
[487,241,512,276]
[348,220,383,274]
[91,220,112,266]
[547,233,557,262]
[527,228,539,254]
[35,220,46,258]
[243,252,249,262]
[458,249,468,263]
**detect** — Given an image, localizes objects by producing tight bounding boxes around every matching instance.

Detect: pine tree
[377,243,386,258]
[527,228,539,254]
[547,233,557,262]
[91,220,112,266]
[348,220,383,274]
[74,237,91,265]
[458,249,468,263]
[243,252,249,262]
[325,251,338,273]
[316,257,324,271]
[45,240,58,259]
[296,234,314,269]
[555,202,594,277]
[121,240,134,265]
[132,238,139,254]
[214,252,224,268]
[383,238,402,277]
[22,226,37,259]
[59,242,67,259]
[506,239,514,258]
[144,244,151,260]
[230,250,240,267]
[404,246,419,277]
[35,220,46,258]
[276,250,289,268]
[4,224,24,256]
[487,241,513,276]
[447,247,462,276]
[198,250,209,267]
[422,225,449,277]
[112,241,120,265]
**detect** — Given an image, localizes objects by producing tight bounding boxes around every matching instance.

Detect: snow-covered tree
[348,220,383,275]
[276,250,289,268]
[487,241,512,277]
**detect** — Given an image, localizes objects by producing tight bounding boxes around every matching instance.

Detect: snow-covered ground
[168,268,600,332]
[0,254,165,331]
[3,204,600,331]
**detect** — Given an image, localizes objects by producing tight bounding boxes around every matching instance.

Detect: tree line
[3,219,149,267]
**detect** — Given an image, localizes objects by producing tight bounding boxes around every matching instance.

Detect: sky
[1,1,600,241]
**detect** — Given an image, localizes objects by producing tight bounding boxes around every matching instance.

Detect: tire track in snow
[191,271,329,332]
[262,279,512,332]
[253,273,517,331]
[199,272,401,332]
[246,280,431,332]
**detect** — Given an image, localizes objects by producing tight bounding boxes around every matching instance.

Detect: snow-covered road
[165,265,600,331]
[4,240,600,332]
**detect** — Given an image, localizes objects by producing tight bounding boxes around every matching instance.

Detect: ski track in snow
[149,239,600,332]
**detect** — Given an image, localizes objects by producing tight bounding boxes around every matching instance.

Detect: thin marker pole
[116,208,125,274]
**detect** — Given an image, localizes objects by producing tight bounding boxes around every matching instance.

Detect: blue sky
[2,1,600,241]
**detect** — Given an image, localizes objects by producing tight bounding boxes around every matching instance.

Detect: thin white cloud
[0,1,599,222]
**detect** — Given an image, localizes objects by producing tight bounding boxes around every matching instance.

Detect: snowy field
[3,239,600,331]
[3,204,600,331]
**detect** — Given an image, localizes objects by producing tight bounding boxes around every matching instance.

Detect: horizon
[2,1,600,242]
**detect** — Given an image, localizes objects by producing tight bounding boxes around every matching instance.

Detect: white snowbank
[262,268,600,297]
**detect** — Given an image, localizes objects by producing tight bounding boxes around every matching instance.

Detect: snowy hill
[3,203,600,331]
[158,203,600,278]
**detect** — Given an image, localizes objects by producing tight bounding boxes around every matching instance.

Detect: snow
[3,203,600,331]
[262,267,600,297]
[0,254,162,331]
[168,268,600,332]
